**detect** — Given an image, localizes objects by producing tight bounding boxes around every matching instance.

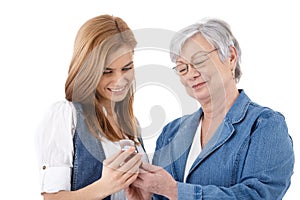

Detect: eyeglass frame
[172,48,218,76]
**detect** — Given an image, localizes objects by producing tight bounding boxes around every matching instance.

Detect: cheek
[180,77,188,86]
[125,71,135,82]
[97,78,107,90]
[180,77,193,95]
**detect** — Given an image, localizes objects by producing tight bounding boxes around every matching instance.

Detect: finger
[123,167,140,187]
[120,160,142,183]
[140,162,161,172]
[139,162,151,173]
[123,152,142,166]
[137,168,152,180]
[109,147,136,169]
[103,150,122,166]
[139,167,147,173]
[120,153,142,172]
[130,176,144,188]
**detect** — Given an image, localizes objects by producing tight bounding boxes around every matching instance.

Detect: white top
[183,119,202,182]
[35,100,147,199]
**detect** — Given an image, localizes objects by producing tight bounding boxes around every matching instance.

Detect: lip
[192,82,206,89]
[107,84,128,94]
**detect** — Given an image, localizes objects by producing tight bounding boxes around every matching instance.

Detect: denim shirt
[71,103,111,200]
[152,90,294,200]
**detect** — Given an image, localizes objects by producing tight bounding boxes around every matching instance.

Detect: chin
[111,94,128,103]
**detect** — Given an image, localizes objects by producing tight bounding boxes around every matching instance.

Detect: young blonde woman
[36,14,148,200]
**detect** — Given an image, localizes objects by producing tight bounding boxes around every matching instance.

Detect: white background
[0,0,299,199]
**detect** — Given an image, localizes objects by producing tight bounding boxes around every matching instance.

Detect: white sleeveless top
[183,119,202,182]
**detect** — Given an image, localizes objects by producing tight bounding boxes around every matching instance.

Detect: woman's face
[97,47,135,104]
[177,33,236,103]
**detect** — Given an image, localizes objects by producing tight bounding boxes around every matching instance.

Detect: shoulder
[163,115,190,132]
[243,102,291,146]
[252,104,287,131]
[156,110,200,145]
[230,90,286,125]
[39,100,77,130]
[246,104,294,169]
[47,100,75,114]
[247,101,286,124]
[46,100,76,120]
[36,100,77,156]
[164,110,199,132]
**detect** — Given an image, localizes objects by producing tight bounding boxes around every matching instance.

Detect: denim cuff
[177,182,202,200]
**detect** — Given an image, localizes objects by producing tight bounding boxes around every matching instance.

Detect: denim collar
[176,89,251,179]
[193,89,250,124]
[224,89,251,124]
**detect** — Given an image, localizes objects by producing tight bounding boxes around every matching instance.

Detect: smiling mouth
[108,85,127,92]
[192,82,206,89]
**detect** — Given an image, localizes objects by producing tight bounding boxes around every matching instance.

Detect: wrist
[93,179,110,199]
[72,179,109,200]
[166,180,178,200]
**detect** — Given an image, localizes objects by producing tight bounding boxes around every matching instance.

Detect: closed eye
[122,66,133,71]
[103,69,113,74]
[103,61,134,75]
[193,58,208,68]
[122,61,134,71]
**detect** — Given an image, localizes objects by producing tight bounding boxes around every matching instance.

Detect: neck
[101,101,125,138]
[201,87,239,120]
[101,100,116,118]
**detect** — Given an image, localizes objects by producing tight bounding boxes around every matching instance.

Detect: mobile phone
[119,139,137,152]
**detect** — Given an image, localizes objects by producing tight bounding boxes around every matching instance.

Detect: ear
[228,46,238,71]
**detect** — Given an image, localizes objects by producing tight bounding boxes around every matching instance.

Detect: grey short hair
[170,18,242,83]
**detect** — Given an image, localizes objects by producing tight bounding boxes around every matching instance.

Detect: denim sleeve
[232,111,295,199]
[155,111,294,200]
[177,182,202,199]
[183,112,293,199]
[152,182,202,200]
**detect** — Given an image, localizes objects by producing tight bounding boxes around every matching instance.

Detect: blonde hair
[65,14,138,142]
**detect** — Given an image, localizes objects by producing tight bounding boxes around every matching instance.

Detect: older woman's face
[97,47,134,104]
[177,33,235,103]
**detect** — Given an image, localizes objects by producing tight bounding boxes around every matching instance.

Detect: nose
[111,70,125,84]
[186,65,201,80]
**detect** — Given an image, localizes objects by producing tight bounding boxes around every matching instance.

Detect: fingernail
[129,146,135,151]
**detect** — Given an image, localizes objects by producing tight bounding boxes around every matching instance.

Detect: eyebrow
[191,50,209,60]
[176,60,186,64]
[177,50,209,63]
[105,61,133,70]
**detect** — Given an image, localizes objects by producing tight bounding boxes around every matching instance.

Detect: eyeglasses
[172,48,218,76]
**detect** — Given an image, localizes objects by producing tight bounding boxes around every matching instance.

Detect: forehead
[106,46,133,67]
[179,33,214,62]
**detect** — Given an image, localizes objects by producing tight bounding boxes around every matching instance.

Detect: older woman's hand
[125,184,152,200]
[131,162,178,200]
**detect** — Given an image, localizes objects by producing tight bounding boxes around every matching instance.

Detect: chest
[175,133,251,187]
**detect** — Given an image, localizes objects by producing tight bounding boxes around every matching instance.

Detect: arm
[174,113,294,200]
[136,112,294,200]
[36,102,142,200]
[43,181,108,200]
[43,148,142,200]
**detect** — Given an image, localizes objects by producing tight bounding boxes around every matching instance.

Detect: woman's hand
[98,147,142,196]
[131,162,178,200]
[125,184,152,200]
[42,147,142,200]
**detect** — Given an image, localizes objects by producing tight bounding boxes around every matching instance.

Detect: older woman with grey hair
[131,18,294,200]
